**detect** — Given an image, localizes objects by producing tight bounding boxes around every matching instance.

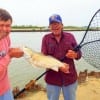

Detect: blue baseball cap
[49,14,62,24]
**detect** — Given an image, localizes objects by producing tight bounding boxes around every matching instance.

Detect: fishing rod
[14,70,49,98]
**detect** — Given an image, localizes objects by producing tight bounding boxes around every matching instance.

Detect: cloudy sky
[0,0,100,26]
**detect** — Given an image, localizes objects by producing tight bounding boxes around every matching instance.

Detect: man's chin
[0,33,9,39]
[54,33,61,37]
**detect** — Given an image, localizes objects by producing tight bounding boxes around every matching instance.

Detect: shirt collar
[50,31,64,39]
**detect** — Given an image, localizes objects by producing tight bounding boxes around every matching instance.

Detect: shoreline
[14,77,100,100]
[11,28,100,32]
[11,29,86,32]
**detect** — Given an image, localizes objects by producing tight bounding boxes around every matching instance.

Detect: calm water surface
[9,31,98,89]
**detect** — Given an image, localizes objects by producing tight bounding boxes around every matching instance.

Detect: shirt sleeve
[41,35,48,55]
[70,33,82,60]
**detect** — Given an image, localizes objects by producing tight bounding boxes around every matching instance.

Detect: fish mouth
[22,46,30,58]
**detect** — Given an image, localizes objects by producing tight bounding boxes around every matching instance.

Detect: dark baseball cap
[49,14,62,24]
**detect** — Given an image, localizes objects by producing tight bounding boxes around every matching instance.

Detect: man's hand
[59,63,69,73]
[66,50,77,59]
[9,48,24,58]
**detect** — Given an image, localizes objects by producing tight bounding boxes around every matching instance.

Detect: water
[9,31,98,89]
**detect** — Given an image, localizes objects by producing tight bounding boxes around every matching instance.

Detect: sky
[0,0,100,26]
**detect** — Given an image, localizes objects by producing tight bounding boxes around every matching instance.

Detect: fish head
[22,46,34,59]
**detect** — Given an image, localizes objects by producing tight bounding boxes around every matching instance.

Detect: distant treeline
[11,25,100,32]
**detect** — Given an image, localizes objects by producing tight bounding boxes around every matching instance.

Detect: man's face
[49,22,63,36]
[0,19,12,40]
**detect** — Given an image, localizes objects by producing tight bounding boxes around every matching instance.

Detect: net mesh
[80,9,100,69]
